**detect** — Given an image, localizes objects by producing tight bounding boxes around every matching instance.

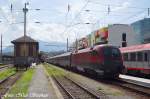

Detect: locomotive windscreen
[103,47,121,59]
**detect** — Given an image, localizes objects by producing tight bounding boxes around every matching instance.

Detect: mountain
[39,41,67,52]
[3,46,14,53]
[3,41,67,54]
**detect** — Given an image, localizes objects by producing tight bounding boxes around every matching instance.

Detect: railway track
[114,79,150,96]
[75,69,150,97]
[52,75,107,99]
[0,72,22,98]
[0,64,13,71]
[96,77,150,97]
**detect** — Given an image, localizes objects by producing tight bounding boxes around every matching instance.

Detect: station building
[131,18,150,44]
[11,35,39,68]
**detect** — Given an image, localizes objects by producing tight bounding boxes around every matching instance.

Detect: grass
[4,68,35,99]
[43,63,66,77]
[0,68,16,81]
[44,63,124,96]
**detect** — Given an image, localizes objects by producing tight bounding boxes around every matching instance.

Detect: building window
[122,33,127,47]
[122,33,126,41]
[122,42,127,47]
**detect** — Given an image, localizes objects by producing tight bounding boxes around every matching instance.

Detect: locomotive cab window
[112,48,121,58]
[103,47,121,58]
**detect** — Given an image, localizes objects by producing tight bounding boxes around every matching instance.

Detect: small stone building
[11,35,39,68]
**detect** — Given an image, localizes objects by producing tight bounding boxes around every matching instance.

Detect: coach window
[137,52,143,61]
[144,53,148,61]
[130,52,136,61]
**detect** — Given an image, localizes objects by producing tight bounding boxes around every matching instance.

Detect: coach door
[147,51,150,67]
[142,51,149,69]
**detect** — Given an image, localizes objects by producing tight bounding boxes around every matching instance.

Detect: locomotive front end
[102,46,125,78]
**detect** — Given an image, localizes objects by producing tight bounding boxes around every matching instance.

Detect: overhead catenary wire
[60,0,90,36]
[88,0,149,9]
[117,10,146,23]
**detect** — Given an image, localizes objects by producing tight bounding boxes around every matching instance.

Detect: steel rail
[52,75,76,99]
[116,79,150,96]
[64,76,101,99]
[0,64,13,70]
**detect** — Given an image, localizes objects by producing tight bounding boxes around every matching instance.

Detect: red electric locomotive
[47,44,125,78]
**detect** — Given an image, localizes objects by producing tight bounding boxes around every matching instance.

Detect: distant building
[131,18,150,43]
[70,24,141,50]
[108,24,141,47]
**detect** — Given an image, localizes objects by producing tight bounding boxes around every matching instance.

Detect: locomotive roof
[50,44,118,58]
[11,35,38,43]
[73,44,117,54]
[120,43,150,53]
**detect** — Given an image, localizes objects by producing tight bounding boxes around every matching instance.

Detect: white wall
[108,24,141,47]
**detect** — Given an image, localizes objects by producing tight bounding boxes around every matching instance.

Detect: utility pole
[108,5,110,15]
[67,38,68,52]
[0,34,2,63]
[148,8,150,16]
[23,3,28,37]
[23,2,29,56]
[75,38,78,51]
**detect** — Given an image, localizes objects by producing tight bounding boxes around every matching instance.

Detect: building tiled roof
[11,35,38,43]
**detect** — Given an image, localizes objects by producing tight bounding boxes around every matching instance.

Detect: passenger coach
[120,43,150,76]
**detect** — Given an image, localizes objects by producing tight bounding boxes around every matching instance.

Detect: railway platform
[26,65,58,99]
[119,74,150,88]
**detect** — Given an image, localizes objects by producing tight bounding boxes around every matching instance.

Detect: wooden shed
[11,35,39,69]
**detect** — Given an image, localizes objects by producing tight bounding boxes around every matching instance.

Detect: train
[46,44,125,78]
[120,43,150,78]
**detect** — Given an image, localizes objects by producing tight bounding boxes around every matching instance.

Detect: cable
[88,0,148,9]
[118,10,146,23]
[0,7,10,23]
[60,0,90,36]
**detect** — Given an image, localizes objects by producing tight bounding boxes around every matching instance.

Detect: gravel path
[26,65,57,99]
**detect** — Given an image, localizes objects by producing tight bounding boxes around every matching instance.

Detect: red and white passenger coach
[120,43,150,76]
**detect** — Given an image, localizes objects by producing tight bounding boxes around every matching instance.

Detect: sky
[0,0,150,48]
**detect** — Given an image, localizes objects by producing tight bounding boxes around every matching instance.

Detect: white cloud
[0,0,142,49]
[111,2,130,11]
[27,23,67,42]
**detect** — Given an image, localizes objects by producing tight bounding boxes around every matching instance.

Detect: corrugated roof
[11,35,38,43]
